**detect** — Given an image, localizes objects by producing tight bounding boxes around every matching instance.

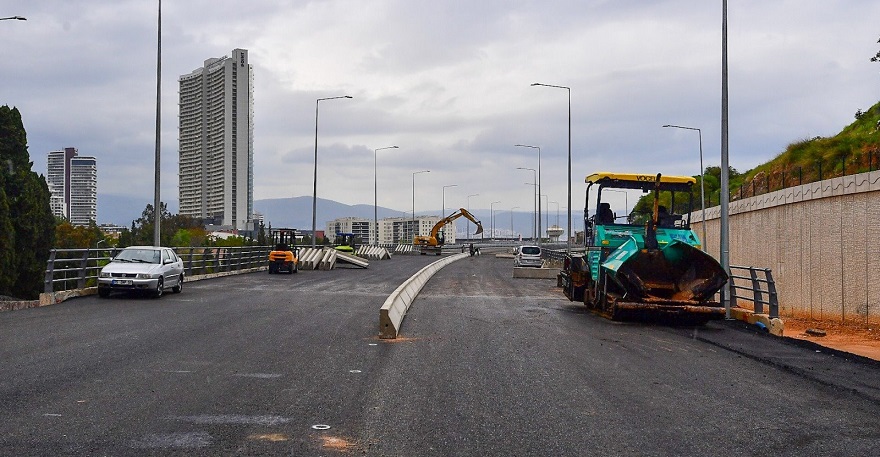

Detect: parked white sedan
[97,246,184,298]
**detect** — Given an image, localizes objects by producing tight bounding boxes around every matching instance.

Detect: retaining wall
[691,170,880,327]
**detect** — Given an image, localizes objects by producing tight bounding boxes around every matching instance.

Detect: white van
[514,245,542,268]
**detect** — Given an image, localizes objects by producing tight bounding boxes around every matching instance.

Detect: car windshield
[115,249,161,264]
[521,247,541,255]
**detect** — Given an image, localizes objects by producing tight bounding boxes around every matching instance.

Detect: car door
[160,248,180,286]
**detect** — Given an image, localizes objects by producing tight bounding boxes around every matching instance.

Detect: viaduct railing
[44,246,271,294]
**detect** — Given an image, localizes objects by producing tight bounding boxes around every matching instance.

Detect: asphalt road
[1,253,878,456]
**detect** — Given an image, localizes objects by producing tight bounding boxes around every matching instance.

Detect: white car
[514,245,542,268]
[97,246,184,298]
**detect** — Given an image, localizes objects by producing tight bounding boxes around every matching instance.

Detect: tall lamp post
[442,184,458,242]
[489,201,501,240]
[532,82,571,251]
[311,95,353,248]
[510,206,520,238]
[467,193,479,241]
[442,184,458,217]
[517,167,537,242]
[549,201,559,228]
[721,0,731,318]
[373,145,398,245]
[539,194,549,240]
[515,145,541,246]
[153,0,162,247]
[412,170,430,241]
[663,124,706,250]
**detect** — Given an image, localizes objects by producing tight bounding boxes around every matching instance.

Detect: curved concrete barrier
[379,253,468,339]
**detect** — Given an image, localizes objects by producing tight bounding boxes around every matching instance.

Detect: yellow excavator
[414,208,483,255]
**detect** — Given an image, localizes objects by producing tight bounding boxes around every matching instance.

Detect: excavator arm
[414,208,483,248]
[430,208,483,239]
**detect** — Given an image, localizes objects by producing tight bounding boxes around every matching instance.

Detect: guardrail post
[728,267,739,309]
[749,268,764,314]
[78,249,90,289]
[765,269,779,318]
[44,250,57,293]
[185,248,194,276]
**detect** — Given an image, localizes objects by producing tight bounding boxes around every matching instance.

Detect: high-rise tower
[178,48,254,230]
[46,147,97,225]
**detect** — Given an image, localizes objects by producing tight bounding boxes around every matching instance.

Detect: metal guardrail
[44,246,271,293]
[729,265,779,318]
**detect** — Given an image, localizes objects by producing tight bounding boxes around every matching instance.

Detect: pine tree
[0,105,56,299]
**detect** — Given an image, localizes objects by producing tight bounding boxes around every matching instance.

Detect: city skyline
[4,1,879,236]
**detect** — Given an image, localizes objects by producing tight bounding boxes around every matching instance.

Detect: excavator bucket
[602,240,728,303]
[473,224,483,235]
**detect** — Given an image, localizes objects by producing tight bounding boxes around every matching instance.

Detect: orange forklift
[268,228,299,274]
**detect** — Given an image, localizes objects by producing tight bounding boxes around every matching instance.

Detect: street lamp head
[0,16,27,20]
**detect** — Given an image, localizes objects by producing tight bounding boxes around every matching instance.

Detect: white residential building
[326,215,457,245]
[178,48,254,231]
[46,147,97,225]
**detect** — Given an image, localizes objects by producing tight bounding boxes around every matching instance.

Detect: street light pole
[373,145,398,245]
[549,201,559,228]
[515,144,541,246]
[312,95,353,248]
[442,184,458,218]
[531,82,571,252]
[516,167,537,242]
[467,193,479,241]
[412,170,430,241]
[539,194,549,240]
[663,124,706,250]
[510,206,519,238]
[153,0,161,247]
[721,0,731,318]
[490,201,500,240]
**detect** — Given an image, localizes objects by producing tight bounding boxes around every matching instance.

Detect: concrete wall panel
[691,170,879,327]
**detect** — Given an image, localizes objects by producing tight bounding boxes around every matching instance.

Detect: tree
[872,37,880,66]
[55,220,103,249]
[0,105,56,299]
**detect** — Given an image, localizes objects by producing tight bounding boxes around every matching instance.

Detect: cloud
[3,0,879,229]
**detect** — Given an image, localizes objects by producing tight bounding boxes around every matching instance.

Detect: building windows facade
[178,48,253,230]
[46,147,97,226]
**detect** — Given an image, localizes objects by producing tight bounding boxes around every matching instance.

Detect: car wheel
[172,274,183,293]
[268,263,276,274]
[98,288,110,298]
[154,278,164,298]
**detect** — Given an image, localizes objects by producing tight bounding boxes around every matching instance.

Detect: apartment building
[46,147,97,225]
[178,48,254,230]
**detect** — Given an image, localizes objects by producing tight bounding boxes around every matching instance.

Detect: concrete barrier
[379,253,468,339]
[729,307,785,336]
[336,251,369,268]
[513,267,560,279]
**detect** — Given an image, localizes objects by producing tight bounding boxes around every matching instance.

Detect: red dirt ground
[782,316,880,361]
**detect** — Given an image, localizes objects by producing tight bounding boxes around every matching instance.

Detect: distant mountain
[97,194,549,239]
[253,196,407,230]
[97,194,179,227]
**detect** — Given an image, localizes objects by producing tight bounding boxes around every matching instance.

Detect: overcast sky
[3,0,878,224]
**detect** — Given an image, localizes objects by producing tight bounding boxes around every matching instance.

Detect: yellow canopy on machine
[585,172,696,185]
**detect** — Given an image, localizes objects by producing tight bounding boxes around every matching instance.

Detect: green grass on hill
[629,99,880,219]
[741,100,880,196]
